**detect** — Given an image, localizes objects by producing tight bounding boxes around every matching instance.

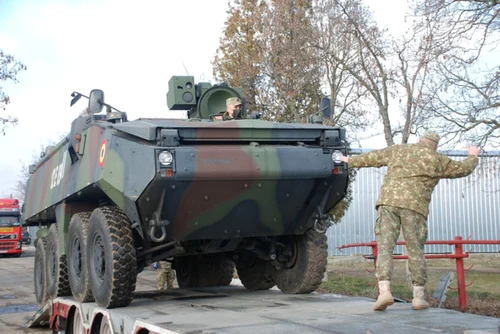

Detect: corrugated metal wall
[327,149,500,256]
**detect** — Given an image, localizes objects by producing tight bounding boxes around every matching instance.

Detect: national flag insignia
[98,140,107,167]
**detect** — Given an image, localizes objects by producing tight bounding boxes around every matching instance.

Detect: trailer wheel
[67,212,94,303]
[90,314,112,334]
[87,206,137,308]
[46,224,71,299]
[34,237,49,305]
[236,256,276,291]
[99,319,112,334]
[275,229,327,294]
[67,307,83,334]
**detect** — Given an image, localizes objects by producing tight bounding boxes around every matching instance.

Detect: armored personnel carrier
[23,76,348,308]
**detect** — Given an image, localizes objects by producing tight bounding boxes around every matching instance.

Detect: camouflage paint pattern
[348,141,478,218]
[375,205,427,285]
[23,117,347,243]
[156,261,175,290]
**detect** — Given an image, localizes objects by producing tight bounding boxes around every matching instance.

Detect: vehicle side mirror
[320,97,331,119]
[88,89,105,114]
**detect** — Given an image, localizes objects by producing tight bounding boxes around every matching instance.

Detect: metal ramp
[25,301,50,328]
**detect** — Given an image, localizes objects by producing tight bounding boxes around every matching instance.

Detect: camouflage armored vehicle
[23,76,348,309]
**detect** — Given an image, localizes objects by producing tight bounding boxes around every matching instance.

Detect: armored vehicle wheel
[199,254,235,286]
[87,206,137,308]
[236,256,276,291]
[46,224,71,299]
[67,212,94,303]
[275,229,327,294]
[217,256,235,286]
[34,237,49,305]
[174,256,200,288]
[174,254,234,288]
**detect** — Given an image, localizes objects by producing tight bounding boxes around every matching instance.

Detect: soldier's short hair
[226,97,242,106]
[422,131,440,144]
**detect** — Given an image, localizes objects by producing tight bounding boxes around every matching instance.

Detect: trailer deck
[27,284,500,333]
[2,247,499,334]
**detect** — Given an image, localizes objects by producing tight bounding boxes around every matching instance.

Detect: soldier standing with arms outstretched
[340,131,480,311]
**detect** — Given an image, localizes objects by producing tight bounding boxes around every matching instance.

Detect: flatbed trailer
[26,283,500,334]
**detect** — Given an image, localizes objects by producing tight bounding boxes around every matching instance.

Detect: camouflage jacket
[349,142,479,218]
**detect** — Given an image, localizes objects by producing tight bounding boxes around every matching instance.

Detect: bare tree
[414,0,500,149]
[13,160,32,202]
[13,136,66,201]
[313,0,395,146]
[1,50,27,135]
[312,0,374,134]
[389,10,442,143]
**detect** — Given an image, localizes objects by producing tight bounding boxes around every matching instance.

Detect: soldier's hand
[340,155,349,163]
[467,146,480,156]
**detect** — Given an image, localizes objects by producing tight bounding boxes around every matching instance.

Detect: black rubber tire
[34,237,49,305]
[87,206,137,308]
[199,254,235,287]
[216,256,235,286]
[68,307,83,334]
[275,229,328,294]
[46,224,71,299]
[236,256,276,291]
[173,256,200,289]
[174,254,234,288]
[67,212,94,303]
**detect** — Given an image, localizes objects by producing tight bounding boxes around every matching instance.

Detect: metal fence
[327,149,500,256]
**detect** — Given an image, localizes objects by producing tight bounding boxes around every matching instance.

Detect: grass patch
[320,254,500,318]
[320,276,376,297]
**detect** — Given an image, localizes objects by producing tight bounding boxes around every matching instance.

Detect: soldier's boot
[373,280,394,311]
[412,286,430,310]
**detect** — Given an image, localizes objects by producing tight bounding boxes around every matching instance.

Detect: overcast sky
[0,0,407,198]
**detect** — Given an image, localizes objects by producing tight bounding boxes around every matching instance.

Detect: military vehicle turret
[23,76,348,308]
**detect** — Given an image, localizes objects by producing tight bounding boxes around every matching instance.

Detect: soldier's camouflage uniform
[157,260,175,290]
[349,141,478,286]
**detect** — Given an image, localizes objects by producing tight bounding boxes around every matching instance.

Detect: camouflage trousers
[157,261,175,290]
[374,205,428,286]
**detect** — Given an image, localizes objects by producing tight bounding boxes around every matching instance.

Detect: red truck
[0,198,23,257]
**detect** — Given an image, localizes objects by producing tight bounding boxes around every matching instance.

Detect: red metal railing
[337,236,500,309]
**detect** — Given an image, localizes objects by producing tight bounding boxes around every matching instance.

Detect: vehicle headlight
[331,150,342,163]
[158,151,173,166]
